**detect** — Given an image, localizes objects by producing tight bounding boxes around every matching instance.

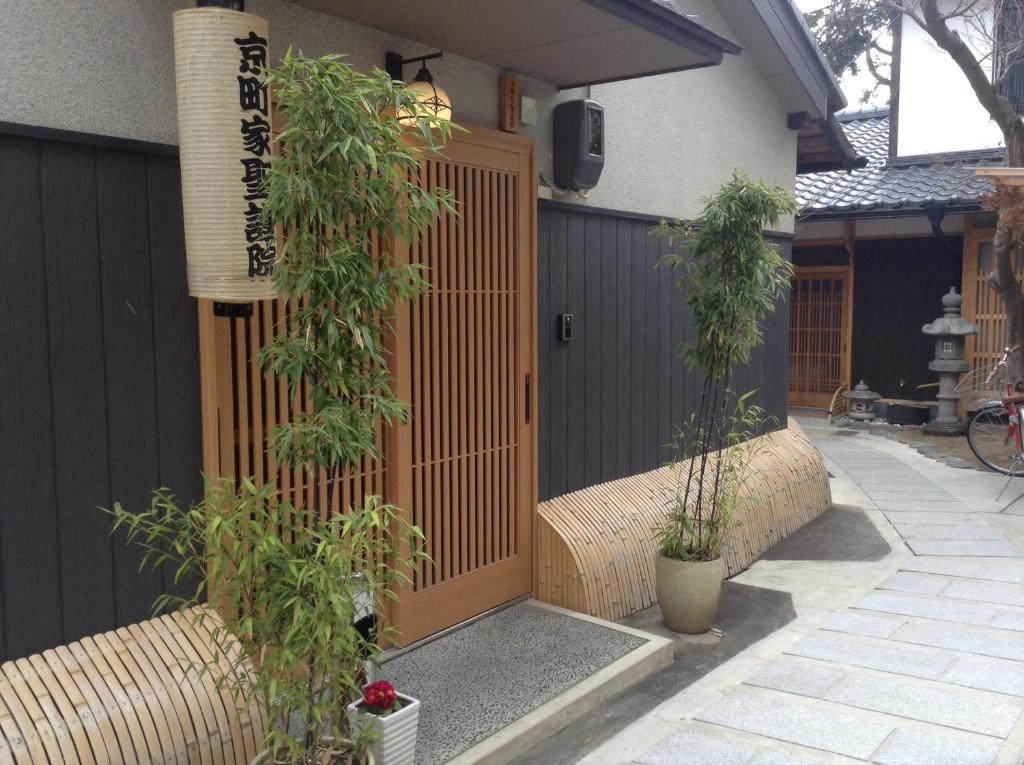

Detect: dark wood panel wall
[0,132,201,662]
[537,201,791,501]
[852,235,963,400]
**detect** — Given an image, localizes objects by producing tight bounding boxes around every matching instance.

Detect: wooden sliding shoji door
[962,214,1012,373]
[788,266,852,408]
[198,126,538,646]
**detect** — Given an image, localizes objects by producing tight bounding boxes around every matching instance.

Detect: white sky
[794,0,890,110]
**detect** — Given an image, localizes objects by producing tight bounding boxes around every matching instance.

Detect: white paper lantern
[173,7,276,302]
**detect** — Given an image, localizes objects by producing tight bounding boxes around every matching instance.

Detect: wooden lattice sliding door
[197,126,537,646]
[390,129,537,643]
[788,266,851,409]
[962,215,1015,373]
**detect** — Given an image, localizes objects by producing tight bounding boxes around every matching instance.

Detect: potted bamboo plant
[653,172,795,634]
[106,51,454,764]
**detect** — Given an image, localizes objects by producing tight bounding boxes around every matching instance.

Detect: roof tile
[796,108,1002,218]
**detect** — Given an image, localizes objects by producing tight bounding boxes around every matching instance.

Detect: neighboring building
[790,2,1024,410]
[792,107,1004,407]
[0,0,850,659]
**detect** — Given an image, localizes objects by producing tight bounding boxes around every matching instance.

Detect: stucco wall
[568,1,797,227]
[0,0,795,229]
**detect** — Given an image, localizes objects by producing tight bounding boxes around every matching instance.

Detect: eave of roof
[797,109,1003,220]
[289,0,742,89]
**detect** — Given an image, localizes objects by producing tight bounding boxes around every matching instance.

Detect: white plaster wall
[896,12,1003,155]
[570,0,798,227]
[0,0,796,228]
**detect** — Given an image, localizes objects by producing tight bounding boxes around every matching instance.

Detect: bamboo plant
[106,51,455,764]
[655,172,796,562]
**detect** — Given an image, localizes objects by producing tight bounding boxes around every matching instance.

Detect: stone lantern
[845,380,881,422]
[922,288,979,435]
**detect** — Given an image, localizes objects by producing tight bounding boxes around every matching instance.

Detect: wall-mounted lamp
[385,51,453,123]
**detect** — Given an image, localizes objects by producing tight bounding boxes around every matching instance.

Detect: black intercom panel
[558,313,575,342]
[553,99,604,190]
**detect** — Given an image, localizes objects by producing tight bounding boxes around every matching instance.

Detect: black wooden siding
[537,201,791,501]
[851,235,963,399]
[0,132,202,662]
[0,130,792,661]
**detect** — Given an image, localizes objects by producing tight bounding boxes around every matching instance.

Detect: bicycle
[963,345,1024,476]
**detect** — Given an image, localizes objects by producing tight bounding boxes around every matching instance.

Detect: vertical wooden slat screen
[198,126,537,646]
[962,215,1013,374]
[198,299,389,523]
[397,131,537,643]
[788,266,850,408]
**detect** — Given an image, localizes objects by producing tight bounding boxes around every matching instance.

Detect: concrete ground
[571,418,1024,765]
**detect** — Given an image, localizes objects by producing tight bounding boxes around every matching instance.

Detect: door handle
[525,373,532,424]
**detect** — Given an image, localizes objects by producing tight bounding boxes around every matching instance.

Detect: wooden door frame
[788,264,853,409]
[389,124,538,644]
[196,124,538,647]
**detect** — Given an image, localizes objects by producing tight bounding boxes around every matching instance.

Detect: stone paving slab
[990,610,1024,631]
[786,633,955,680]
[877,572,949,595]
[905,540,1024,557]
[750,751,833,765]
[635,729,759,765]
[893,524,1006,541]
[745,660,845,699]
[823,611,908,639]
[871,729,999,765]
[854,591,999,626]
[900,557,1024,583]
[695,691,894,760]
[822,673,1024,737]
[942,578,1024,606]
[893,620,1024,661]
[941,654,1024,697]
[868,491,961,502]
[873,501,973,513]
[885,511,989,525]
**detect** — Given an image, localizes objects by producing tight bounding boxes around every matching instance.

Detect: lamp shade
[173,7,277,302]
[402,79,453,123]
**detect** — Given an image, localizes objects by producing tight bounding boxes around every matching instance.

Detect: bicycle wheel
[967,405,1024,475]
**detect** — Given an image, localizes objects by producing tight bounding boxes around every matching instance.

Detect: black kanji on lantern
[236,28,274,279]
[234,31,268,74]
[247,242,276,277]
[240,114,271,157]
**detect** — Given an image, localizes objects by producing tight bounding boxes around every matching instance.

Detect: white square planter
[347,692,420,765]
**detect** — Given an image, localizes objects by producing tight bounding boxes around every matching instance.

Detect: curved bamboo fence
[0,607,265,764]
[535,423,831,621]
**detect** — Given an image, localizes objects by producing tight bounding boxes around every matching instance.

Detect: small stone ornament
[845,380,880,423]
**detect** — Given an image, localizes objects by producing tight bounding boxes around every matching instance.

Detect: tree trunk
[992,133,1024,384]
[914,1,1024,384]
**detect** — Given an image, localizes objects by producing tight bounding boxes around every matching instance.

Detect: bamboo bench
[0,606,265,765]
[535,423,831,622]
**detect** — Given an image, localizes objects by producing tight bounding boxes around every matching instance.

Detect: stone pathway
[578,425,1024,765]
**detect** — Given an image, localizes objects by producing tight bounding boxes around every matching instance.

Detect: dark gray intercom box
[558,313,574,341]
[553,99,604,190]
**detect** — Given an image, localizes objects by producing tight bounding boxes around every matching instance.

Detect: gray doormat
[381,601,647,764]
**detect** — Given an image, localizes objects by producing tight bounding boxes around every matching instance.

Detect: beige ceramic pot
[655,555,725,634]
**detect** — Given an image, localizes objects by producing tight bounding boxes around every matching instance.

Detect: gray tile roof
[796,107,1004,219]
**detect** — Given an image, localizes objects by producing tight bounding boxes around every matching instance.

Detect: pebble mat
[382,601,648,764]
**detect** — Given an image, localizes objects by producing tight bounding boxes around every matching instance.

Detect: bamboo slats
[534,423,831,622]
[0,607,265,765]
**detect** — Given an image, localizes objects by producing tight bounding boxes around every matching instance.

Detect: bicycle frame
[998,346,1024,455]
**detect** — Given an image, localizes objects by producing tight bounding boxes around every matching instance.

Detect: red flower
[363,680,398,713]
